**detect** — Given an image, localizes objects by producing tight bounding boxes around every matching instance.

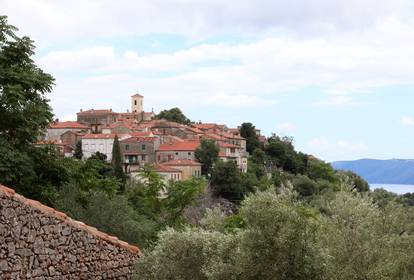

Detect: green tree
[240,122,260,154]
[195,139,219,176]
[89,151,107,161]
[336,170,369,192]
[135,190,327,280]
[306,158,338,183]
[73,140,83,159]
[135,227,234,280]
[112,134,125,192]
[211,160,245,202]
[265,135,307,174]
[322,192,413,280]
[155,107,191,124]
[0,16,55,201]
[54,182,157,247]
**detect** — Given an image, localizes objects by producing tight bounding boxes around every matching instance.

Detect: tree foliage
[0,16,56,202]
[155,107,191,124]
[136,188,414,280]
[73,140,83,159]
[195,139,219,176]
[239,122,260,154]
[111,134,125,191]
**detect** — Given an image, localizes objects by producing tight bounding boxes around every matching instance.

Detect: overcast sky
[2,0,414,161]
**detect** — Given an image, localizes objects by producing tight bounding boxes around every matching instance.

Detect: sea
[370,184,414,194]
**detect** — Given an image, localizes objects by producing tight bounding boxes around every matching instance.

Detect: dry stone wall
[0,184,141,279]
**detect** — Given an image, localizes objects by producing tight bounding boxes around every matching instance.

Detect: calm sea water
[370,184,414,194]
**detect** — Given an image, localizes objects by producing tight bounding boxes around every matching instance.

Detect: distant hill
[331,159,414,184]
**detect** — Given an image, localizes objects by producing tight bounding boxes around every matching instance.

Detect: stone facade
[0,185,141,279]
[121,137,159,169]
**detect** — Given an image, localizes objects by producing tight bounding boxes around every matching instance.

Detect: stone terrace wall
[0,184,141,279]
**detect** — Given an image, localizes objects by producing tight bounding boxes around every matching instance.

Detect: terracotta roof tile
[157,140,200,151]
[121,137,156,143]
[82,133,129,140]
[49,121,89,129]
[153,163,182,173]
[163,159,202,166]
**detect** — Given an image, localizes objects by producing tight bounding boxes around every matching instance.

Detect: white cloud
[400,116,414,126]
[36,23,414,117]
[315,94,358,107]
[4,0,414,121]
[2,0,410,42]
[306,136,369,161]
[277,122,297,135]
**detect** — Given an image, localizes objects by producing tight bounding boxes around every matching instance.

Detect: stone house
[131,163,182,183]
[60,130,85,150]
[163,159,202,180]
[35,140,74,157]
[120,136,160,171]
[77,109,119,130]
[102,123,134,134]
[218,142,248,173]
[45,121,89,141]
[156,140,200,163]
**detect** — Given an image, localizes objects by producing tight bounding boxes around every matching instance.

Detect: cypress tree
[73,140,83,159]
[112,134,126,192]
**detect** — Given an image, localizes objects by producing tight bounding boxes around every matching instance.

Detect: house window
[125,144,129,150]
[100,144,104,151]
[175,152,179,156]
[91,144,96,150]
[141,144,146,151]
[230,148,236,153]
[134,100,137,105]
[141,155,146,161]
[188,152,191,156]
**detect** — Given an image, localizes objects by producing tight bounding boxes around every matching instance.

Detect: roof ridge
[0,184,141,256]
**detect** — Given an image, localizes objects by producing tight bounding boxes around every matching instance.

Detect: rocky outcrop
[0,184,141,279]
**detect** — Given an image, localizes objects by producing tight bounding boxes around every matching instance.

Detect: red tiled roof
[218,142,240,148]
[82,133,129,139]
[163,159,202,166]
[49,121,89,129]
[121,137,156,143]
[0,184,141,255]
[202,133,223,141]
[153,163,182,173]
[212,130,245,140]
[107,123,134,129]
[193,123,223,130]
[184,126,204,134]
[157,140,200,151]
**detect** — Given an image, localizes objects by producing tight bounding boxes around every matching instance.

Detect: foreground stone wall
[0,185,141,279]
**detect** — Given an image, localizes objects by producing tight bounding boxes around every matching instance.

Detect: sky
[2,0,414,162]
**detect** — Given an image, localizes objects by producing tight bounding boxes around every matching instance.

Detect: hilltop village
[41,93,267,181]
